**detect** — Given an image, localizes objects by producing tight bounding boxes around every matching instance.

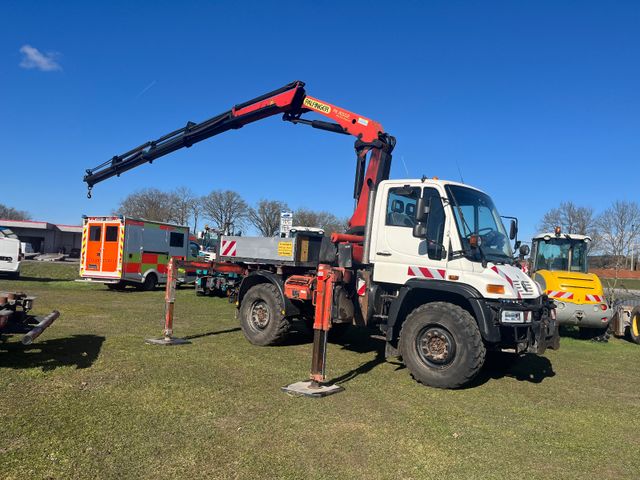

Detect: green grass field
[1,262,639,479]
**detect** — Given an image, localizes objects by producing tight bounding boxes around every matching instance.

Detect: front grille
[513,279,534,295]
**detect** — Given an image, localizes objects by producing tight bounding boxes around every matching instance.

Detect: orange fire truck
[79,216,199,290]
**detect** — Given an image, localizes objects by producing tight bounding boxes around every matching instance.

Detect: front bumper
[484,296,559,354]
[553,300,612,329]
[0,261,20,273]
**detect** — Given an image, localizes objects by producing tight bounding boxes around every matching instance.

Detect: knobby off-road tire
[399,302,486,389]
[239,283,291,346]
[629,307,640,345]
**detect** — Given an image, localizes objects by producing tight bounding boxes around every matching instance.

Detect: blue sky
[1,1,638,241]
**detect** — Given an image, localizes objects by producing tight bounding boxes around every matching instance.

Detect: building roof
[0,219,82,233]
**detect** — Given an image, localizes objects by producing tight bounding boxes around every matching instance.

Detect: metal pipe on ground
[21,310,60,345]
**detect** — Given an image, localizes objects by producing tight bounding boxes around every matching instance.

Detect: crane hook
[87,186,93,199]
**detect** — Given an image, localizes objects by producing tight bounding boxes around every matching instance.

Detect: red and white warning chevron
[490,266,514,287]
[407,266,446,279]
[220,239,237,257]
[547,290,574,300]
[490,265,521,298]
[585,294,603,303]
[357,278,367,296]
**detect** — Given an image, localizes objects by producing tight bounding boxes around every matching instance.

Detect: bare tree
[595,200,640,303]
[201,190,249,234]
[191,196,204,234]
[170,186,198,231]
[249,199,289,237]
[538,201,596,235]
[0,203,31,220]
[538,201,600,252]
[294,208,348,234]
[114,188,176,222]
[595,200,640,264]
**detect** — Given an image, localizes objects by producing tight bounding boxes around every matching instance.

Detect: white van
[0,237,21,279]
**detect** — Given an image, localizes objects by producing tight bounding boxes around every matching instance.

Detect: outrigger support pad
[281,380,343,398]
[145,336,190,346]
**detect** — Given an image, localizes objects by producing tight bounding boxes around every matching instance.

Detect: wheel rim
[249,300,270,331]
[415,325,456,368]
[633,314,640,337]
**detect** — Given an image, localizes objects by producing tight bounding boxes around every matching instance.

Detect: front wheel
[399,302,485,389]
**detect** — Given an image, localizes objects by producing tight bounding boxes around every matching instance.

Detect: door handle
[376,251,392,256]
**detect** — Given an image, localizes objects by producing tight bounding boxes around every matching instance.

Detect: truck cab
[530,230,611,336]
[369,179,556,362]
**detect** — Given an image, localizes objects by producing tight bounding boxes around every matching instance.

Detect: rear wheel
[629,308,640,345]
[399,302,485,389]
[239,283,291,346]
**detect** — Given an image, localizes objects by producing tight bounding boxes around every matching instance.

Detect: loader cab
[530,232,590,274]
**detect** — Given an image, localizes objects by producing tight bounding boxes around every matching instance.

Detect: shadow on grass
[184,327,241,340]
[8,276,73,283]
[0,334,105,371]
[470,351,556,387]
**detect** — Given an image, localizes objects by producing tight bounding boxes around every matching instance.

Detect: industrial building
[0,219,82,254]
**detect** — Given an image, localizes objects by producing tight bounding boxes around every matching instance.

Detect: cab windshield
[446,185,513,263]
[533,239,588,273]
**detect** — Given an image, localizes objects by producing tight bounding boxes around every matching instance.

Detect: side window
[89,226,101,241]
[423,187,445,260]
[386,187,419,227]
[105,226,118,242]
[170,232,185,248]
[189,241,200,258]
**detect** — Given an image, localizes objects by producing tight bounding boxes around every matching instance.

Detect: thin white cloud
[19,44,62,72]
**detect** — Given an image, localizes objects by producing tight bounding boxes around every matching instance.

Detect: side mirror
[509,219,517,240]
[412,222,428,238]
[519,244,530,256]
[514,240,521,250]
[415,197,430,222]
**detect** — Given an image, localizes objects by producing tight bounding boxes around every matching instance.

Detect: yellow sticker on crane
[278,241,293,257]
[303,97,331,114]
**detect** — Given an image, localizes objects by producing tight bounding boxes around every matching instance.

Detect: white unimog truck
[209,178,559,388]
[82,80,558,389]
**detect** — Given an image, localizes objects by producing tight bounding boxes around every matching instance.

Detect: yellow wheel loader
[530,228,612,340]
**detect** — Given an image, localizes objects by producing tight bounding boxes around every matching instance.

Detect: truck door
[83,220,122,276]
[372,185,449,284]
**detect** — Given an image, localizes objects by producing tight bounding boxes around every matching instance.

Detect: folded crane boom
[83,80,395,232]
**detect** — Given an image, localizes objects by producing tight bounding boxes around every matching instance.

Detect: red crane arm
[83,81,395,232]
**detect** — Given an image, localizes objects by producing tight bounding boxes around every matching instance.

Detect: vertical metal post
[145,257,190,346]
[163,257,177,338]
